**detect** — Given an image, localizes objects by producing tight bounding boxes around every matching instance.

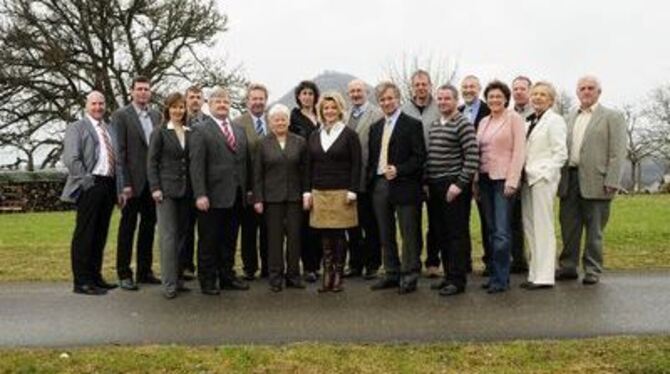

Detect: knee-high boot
[332,236,345,292]
[318,237,334,293]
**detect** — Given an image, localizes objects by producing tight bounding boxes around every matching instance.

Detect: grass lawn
[1,336,669,373]
[0,194,668,282]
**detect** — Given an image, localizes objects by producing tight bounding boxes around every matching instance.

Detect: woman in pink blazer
[475,80,526,294]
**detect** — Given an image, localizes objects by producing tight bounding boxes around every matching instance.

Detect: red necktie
[98,122,116,176]
[219,120,237,152]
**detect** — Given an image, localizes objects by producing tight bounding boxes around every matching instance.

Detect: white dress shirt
[88,114,113,177]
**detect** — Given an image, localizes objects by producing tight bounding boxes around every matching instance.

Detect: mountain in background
[274,70,374,108]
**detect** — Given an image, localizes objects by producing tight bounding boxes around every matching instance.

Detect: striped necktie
[255,118,264,136]
[98,122,116,176]
[219,120,237,152]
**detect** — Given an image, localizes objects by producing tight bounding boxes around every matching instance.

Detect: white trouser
[521,178,559,285]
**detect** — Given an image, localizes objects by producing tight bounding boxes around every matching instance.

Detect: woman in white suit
[521,81,568,290]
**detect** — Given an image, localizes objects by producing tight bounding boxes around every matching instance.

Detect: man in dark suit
[178,85,206,281]
[368,82,427,294]
[62,91,122,295]
[113,76,162,290]
[190,87,251,294]
[458,75,492,275]
[232,83,270,281]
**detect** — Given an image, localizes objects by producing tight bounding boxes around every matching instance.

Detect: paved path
[1,272,669,347]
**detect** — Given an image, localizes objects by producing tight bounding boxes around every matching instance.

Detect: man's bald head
[347,79,369,107]
[86,91,106,121]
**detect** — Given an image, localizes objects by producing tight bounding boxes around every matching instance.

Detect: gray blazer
[253,133,308,203]
[558,104,627,200]
[232,112,268,163]
[112,104,161,194]
[147,126,192,199]
[345,103,383,192]
[61,116,122,203]
[402,96,440,146]
[189,116,251,209]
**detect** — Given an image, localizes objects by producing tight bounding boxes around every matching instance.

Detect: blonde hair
[316,91,347,124]
[531,81,557,106]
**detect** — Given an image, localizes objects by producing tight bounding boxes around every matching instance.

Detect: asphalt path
[1,272,669,347]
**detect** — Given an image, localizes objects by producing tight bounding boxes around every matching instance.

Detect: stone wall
[0,170,71,213]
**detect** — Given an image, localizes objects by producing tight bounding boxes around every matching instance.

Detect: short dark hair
[484,80,512,108]
[131,75,151,90]
[437,84,459,101]
[512,75,532,88]
[162,92,186,125]
[293,80,320,110]
[185,85,202,96]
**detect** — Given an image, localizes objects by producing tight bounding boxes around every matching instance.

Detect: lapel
[565,110,579,150]
[82,117,100,165]
[388,112,404,149]
[581,105,604,147]
[165,128,185,153]
[205,116,231,154]
[527,111,548,143]
[126,105,149,146]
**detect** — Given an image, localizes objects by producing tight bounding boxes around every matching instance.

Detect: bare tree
[0,0,247,170]
[382,53,459,103]
[554,90,575,117]
[644,84,670,161]
[622,103,662,192]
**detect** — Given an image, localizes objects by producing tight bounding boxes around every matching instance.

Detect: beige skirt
[309,189,358,229]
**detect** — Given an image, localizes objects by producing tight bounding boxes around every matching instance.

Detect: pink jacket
[476,109,526,189]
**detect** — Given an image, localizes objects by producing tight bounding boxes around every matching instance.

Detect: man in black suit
[458,75,492,276]
[190,87,251,294]
[62,91,122,295]
[113,76,162,290]
[178,85,206,281]
[368,82,427,294]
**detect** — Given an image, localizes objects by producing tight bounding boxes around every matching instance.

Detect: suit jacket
[368,112,427,205]
[253,133,308,203]
[459,100,491,130]
[189,115,251,209]
[524,110,568,186]
[477,109,526,189]
[147,125,193,199]
[232,112,268,163]
[61,116,123,203]
[345,103,383,192]
[558,104,626,200]
[402,96,440,145]
[112,104,161,194]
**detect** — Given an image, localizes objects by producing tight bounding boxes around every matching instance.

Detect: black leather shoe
[270,284,283,292]
[343,268,363,278]
[73,284,107,295]
[119,278,139,291]
[527,283,554,290]
[430,279,448,290]
[221,277,250,291]
[285,279,306,289]
[242,272,256,281]
[201,287,220,295]
[304,272,318,283]
[137,274,161,285]
[439,284,464,296]
[480,282,491,290]
[95,278,118,290]
[363,268,379,280]
[582,274,600,285]
[397,283,417,295]
[555,270,579,281]
[370,278,399,290]
[519,281,533,289]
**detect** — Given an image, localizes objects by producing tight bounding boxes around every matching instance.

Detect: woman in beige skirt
[304,92,362,292]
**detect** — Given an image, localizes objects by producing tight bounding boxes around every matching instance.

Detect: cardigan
[307,125,362,192]
[476,109,526,189]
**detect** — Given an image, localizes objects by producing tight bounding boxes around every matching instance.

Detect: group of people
[61,71,626,299]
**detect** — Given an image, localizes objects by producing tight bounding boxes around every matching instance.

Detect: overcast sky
[217,0,669,107]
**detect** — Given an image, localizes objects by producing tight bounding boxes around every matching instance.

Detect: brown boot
[318,237,334,293]
[331,237,345,292]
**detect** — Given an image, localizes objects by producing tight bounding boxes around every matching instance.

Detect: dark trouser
[241,203,268,276]
[178,205,197,274]
[372,178,421,285]
[321,229,347,277]
[427,179,470,289]
[265,202,302,286]
[196,191,243,289]
[116,183,156,280]
[157,196,192,292]
[345,192,381,272]
[558,168,611,276]
[424,217,439,268]
[301,213,321,273]
[510,195,528,271]
[71,176,116,286]
[478,174,513,289]
[468,196,491,272]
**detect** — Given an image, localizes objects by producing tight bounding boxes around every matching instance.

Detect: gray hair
[268,103,290,119]
[375,81,401,101]
[531,81,558,106]
[209,86,230,101]
[577,75,602,92]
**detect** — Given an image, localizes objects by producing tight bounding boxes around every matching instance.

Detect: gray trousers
[157,197,192,292]
[558,168,611,276]
[265,202,302,286]
[372,178,421,284]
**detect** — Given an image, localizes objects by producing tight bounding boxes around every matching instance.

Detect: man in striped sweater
[424,84,479,296]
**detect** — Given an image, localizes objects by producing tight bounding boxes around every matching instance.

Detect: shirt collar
[251,113,265,124]
[385,108,401,124]
[86,114,101,127]
[579,102,599,114]
[132,103,148,116]
[210,114,228,127]
[167,121,191,131]
[322,121,345,134]
[352,102,369,117]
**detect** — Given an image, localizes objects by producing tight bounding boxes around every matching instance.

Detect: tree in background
[382,53,459,103]
[554,90,575,118]
[0,0,247,170]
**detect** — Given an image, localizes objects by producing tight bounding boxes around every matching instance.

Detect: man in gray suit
[401,70,441,278]
[557,75,626,285]
[190,87,251,294]
[344,79,383,279]
[233,83,270,281]
[62,91,122,295]
[113,76,162,290]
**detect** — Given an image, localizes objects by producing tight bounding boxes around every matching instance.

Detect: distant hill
[274,70,374,108]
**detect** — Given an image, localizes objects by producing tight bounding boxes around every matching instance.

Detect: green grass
[0,195,668,282]
[1,336,669,373]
